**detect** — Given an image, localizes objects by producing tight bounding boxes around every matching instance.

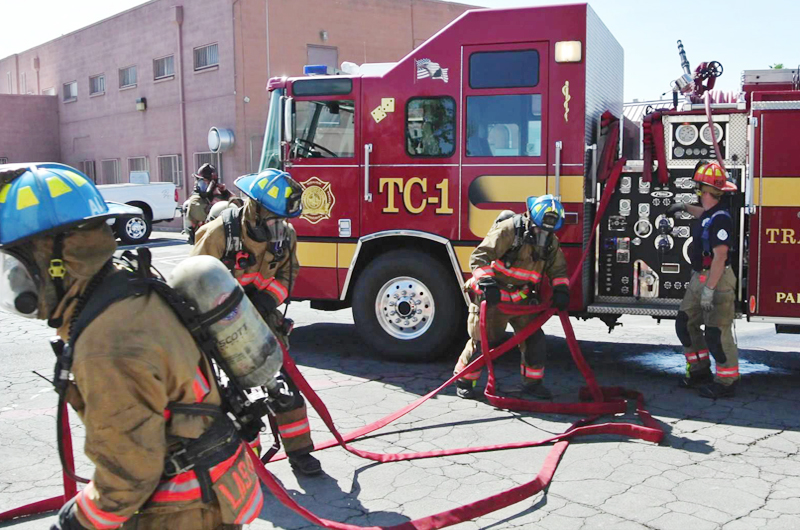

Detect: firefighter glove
[701,285,715,312]
[50,496,88,530]
[246,285,278,315]
[477,278,501,307]
[551,285,570,311]
[666,203,686,217]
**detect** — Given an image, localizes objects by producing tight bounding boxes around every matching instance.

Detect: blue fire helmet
[234,169,303,218]
[0,163,142,248]
[526,194,565,232]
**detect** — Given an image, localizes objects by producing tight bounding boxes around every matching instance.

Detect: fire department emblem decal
[299,177,335,224]
[416,58,449,83]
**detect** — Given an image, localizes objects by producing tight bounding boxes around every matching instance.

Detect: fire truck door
[749,108,800,319]
[359,86,460,239]
[460,42,550,240]
[285,94,361,300]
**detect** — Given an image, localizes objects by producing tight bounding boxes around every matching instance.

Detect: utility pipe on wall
[174,6,190,193]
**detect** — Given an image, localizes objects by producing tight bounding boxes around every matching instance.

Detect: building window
[193,152,222,180]
[307,45,338,70]
[466,94,542,157]
[63,81,78,102]
[469,50,540,89]
[406,97,456,157]
[158,155,183,187]
[193,44,219,71]
[20,73,26,95]
[119,65,137,89]
[42,87,55,96]
[0,157,8,164]
[89,74,105,96]
[6,72,11,93]
[101,159,120,184]
[81,161,96,182]
[128,157,149,173]
[154,55,175,80]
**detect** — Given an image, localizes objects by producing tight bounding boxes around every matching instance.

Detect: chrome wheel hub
[125,217,147,240]
[375,276,434,340]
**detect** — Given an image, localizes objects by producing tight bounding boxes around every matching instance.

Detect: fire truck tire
[353,250,464,362]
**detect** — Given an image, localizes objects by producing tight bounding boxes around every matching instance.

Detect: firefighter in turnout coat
[191,169,322,476]
[0,164,261,530]
[668,161,740,399]
[454,195,571,400]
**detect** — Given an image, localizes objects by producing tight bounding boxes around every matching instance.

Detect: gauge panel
[675,124,698,146]
[700,123,725,146]
[670,121,727,160]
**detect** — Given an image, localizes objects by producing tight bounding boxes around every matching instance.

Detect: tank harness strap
[222,206,254,271]
[701,210,732,267]
[162,403,241,503]
[195,287,244,328]
[500,215,526,268]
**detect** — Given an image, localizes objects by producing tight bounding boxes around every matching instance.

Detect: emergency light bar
[304,64,333,76]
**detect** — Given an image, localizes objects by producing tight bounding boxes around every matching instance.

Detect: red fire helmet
[693,161,737,192]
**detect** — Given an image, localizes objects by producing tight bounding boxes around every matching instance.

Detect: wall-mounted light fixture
[136,97,147,111]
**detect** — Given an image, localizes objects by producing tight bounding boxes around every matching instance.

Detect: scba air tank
[169,255,282,389]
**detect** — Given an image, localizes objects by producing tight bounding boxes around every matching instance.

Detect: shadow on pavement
[289,322,800,436]
[256,465,412,529]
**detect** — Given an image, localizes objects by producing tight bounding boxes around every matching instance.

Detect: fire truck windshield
[260,88,284,170]
[291,100,355,159]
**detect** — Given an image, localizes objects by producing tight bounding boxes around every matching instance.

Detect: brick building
[0,0,473,201]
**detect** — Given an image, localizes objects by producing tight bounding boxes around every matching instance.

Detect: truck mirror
[283,97,294,144]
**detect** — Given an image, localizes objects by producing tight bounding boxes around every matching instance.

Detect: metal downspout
[232,0,243,175]
[175,6,189,192]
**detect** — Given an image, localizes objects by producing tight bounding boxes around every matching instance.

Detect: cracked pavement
[1,239,799,529]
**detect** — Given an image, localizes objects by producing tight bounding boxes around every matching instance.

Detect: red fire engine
[249,3,800,360]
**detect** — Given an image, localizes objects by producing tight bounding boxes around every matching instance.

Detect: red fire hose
[241,157,663,529]
[2,132,662,529]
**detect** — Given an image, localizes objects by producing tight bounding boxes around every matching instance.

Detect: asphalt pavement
[1,233,799,529]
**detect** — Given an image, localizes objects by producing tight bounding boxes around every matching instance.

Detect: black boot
[289,453,322,476]
[187,227,195,245]
[699,381,737,399]
[521,381,552,400]
[456,380,478,400]
[679,370,713,389]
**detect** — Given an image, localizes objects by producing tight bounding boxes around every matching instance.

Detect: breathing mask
[197,179,210,193]
[528,209,560,250]
[0,251,40,318]
[247,218,290,259]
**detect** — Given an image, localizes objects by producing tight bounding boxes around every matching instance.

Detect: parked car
[98,182,179,244]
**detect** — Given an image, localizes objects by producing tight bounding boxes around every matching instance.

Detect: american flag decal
[416,58,449,83]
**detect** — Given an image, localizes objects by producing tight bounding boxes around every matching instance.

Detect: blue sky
[2,0,795,101]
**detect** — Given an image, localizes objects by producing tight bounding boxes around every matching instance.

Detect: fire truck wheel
[353,250,464,361]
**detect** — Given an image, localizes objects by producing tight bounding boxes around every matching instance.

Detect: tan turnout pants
[677,267,739,385]
[454,303,547,385]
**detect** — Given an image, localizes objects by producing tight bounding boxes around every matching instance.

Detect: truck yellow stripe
[296,242,337,268]
[754,177,800,207]
[454,246,474,273]
[295,242,358,269]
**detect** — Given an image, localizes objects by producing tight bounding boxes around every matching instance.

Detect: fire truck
[247,3,800,360]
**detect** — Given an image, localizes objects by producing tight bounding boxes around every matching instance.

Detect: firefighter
[454,195,571,400]
[0,164,262,529]
[184,163,231,244]
[667,161,739,399]
[191,169,323,476]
